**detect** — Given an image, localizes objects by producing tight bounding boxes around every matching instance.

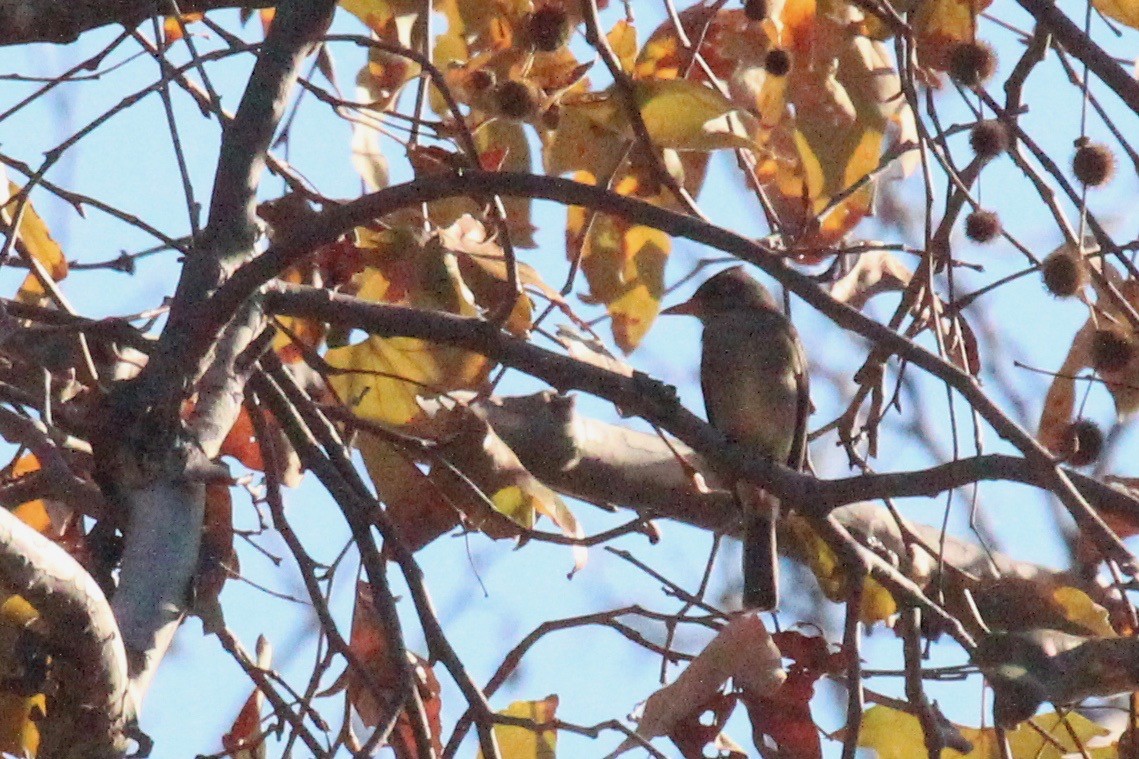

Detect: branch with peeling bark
[91,0,337,725]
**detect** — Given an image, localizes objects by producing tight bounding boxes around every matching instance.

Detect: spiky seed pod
[1091,328,1135,374]
[969,120,1009,159]
[948,41,997,88]
[1040,249,1087,298]
[965,210,1001,243]
[493,79,541,121]
[526,5,571,52]
[467,68,495,93]
[540,103,561,131]
[1072,141,1115,187]
[1065,419,1104,467]
[744,0,767,21]
[764,49,791,76]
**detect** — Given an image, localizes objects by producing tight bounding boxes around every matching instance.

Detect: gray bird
[662,266,810,610]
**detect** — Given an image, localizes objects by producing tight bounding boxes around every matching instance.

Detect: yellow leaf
[1,182,67,302]
[8,454,50,533]
[1095,0,1139,29]
[633,79,756,151]
[490,485,532,528]
[568,178,669,353]
[325,257,491,425]
[0,693,42,757]
[912,0,992,69]
[607,20,637,74]
[326,333,487,426]
[542,98,629,177]
[478,696,558,759]
[855,705,1110,759]
[0,596,38,629]
[339,0,418,32]
[1051,586,1117,638]
[787,516,897,623]
[473,120,536,247]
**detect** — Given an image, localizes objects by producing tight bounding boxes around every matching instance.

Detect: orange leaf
[348,582,443,756]
[220,407,267,471]
[161,12,204,43]
[222,636,272,756]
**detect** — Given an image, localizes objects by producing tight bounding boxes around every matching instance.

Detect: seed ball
[1040,250,1087,298]
[467,68,495,92]
[948,41,998,88]
[964,210,1001,243]
[1091,328,1135,374]
[744,0,767,21]
[526,5,571,52]
[540,102,561,130]
[1072,142,1115,187]
[764,49,791,76]
[493,79,540,121]
[1065,419,1104,467]
[969,120,1009,159]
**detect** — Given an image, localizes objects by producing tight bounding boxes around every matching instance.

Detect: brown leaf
[744,629,847,758]
[347,582,443,756]
[357,433,460,552]
[431,408,585,570]
[612,613,784,754]
[829,250,912,310]
[221,636,272,758]
[195,482,237,634]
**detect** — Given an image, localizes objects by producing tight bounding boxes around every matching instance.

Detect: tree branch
[227,170,1133,572]
[0,508,130,757]
[0,0,273,46]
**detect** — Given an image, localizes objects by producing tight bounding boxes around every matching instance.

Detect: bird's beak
[661,297,702,316]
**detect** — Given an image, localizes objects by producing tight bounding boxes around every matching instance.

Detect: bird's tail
[737,483,780,611]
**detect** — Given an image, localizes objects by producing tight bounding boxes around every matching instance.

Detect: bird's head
[661,266,779,320]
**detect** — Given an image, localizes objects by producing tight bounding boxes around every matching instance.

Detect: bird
[661,266,810,610]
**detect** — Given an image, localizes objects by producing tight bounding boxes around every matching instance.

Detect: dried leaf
[347,581,444,757]
[357,433,460,551]
[221,637,272,759]
[194,482,237,634]
[669,691,744,759]
[744,630,852,759]
[432,409,585,570]
[610,613,784,756]
[829,250,912,309]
